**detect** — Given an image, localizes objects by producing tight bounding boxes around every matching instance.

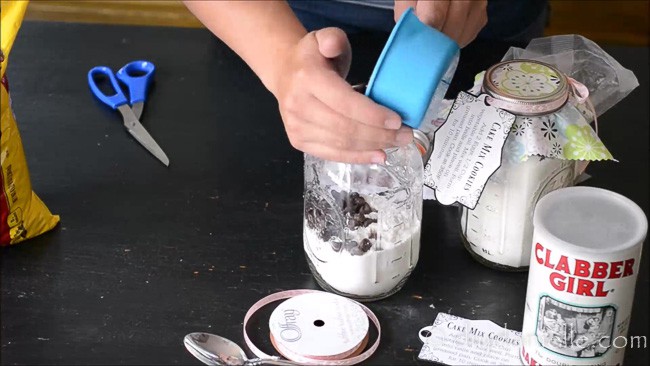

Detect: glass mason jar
[459,60,584,271]
[303,132,427,301]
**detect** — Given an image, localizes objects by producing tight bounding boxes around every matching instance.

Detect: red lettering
[556,256,570,274]
[544,248,554,269]
[623,259,635,277]
[535,243,544,265]
[521,346,537,366]
[595,281,609,297]
[577,279,594,296]
[567,276,575,294]
[522,349,529,363]
[575,259,591,277]
[550,272,566,291]
[593,262,608,279]
[609,261,623,278]
[522,347,530,364]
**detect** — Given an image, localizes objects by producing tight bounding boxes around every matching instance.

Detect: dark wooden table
[1,22,647,365]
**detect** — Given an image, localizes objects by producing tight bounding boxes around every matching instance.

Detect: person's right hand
[271,27,413,164]
[394,0,488,47]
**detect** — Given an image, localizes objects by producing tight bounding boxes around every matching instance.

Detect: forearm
[183,0,307,95]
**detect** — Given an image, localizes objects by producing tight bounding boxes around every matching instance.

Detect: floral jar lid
[483,60,569,116]
[421,61,615,164]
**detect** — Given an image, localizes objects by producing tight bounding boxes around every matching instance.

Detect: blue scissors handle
[116,60,155,105]
[88,66,128,109]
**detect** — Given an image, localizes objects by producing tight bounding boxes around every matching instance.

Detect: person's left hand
[394,0,488,47]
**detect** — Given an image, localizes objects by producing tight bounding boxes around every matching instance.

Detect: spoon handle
[246,358,301,366]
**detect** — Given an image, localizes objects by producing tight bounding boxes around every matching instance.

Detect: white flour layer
[304,224,421,297]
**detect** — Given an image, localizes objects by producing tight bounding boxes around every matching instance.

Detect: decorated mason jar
[301,6,458,300]
[303,132,428,301]
[459,60,614,271]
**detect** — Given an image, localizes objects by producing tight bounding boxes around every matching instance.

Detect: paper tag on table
[418,313,522,365]
[423,92,515,209]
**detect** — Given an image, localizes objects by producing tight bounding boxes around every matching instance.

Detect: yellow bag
[1,0,59,245]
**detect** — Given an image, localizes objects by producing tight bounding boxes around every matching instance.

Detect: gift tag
[418,313,522,366]
[424,92,515,209]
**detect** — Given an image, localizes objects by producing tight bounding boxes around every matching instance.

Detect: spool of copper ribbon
[243,290,381,365]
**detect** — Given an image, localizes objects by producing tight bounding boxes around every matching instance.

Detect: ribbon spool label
[269,292,369,359]
[244,289,381,365]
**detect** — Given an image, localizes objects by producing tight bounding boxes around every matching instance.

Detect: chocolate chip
[369,230,377,240]
[363,218,377,227]
[322,226,337,241]
[342,193,352,209]
[359,238,372,252]
[308,190,378,241]
[350,246,364,256]
[352,196,365,209]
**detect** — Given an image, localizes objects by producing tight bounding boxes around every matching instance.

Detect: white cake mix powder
[304,189,421,298]
[460,157,575,269]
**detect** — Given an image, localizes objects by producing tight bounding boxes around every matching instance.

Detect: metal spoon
[183,332,300,366]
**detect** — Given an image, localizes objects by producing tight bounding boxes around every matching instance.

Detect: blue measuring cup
[365,8,460,130]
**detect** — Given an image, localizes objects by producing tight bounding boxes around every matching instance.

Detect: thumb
[393,0,416,22]
[314,27,352,78]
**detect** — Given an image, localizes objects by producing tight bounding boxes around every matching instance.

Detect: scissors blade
[117,105,170,166]
[131,102,144,120]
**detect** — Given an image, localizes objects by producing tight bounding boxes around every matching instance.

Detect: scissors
[88,60,169,166]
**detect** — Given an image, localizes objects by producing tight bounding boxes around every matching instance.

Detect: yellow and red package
[1,0,59,245]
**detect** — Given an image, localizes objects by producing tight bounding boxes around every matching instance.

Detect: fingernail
[384,119,401,130]
[395,127,413,146]
[371,154,385,164]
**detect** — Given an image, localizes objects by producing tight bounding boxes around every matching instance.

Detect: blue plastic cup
[365,8,460,130]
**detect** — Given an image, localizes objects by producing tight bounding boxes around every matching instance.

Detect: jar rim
[412,130,430,157]
[482,59,569,116]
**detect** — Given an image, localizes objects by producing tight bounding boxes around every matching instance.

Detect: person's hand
[272,27,413,164]
[394,0,488,47]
